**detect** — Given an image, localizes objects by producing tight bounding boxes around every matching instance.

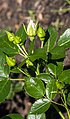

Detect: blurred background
[0,0,70,119]
[0,0,70,33]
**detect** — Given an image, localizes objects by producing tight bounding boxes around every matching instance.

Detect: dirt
[0,0,70,119]
[0,0,70,32]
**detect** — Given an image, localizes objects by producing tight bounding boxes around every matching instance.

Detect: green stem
[17,67,30,77]
[63,93,70,119]
[52,104,65,119]
[29,40,35,54]
[19,53,25,58]
[9,78,25,81]
[41,41,44,48]
[51,100,64,107]
[36,63,40,75]
[17,44,27,58]
[22,45,28,55]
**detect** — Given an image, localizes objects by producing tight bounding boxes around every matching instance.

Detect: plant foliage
[0,20,70,119]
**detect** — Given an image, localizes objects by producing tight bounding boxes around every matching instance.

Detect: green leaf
[48,62,63,77]
[27,113,46,119]
[1,114,24,119]
[28,40,34,55]
[58,28,70,47]
[37,73,54,83]
[29,48,46,62]
[46,79,57,99]
[47,26,58,51]
[56,62,63,77]
[24,77,45,99]
[7,84,15,99]
[16,24,27,44]
[0,80,11,102]
[8,114,23,119]
[48,63,57,76]
[0,30,19,56]
[58,69,70,84]
[0,66,9,80]
[14,82,24,93]
[67,93,70,106]
[30,98,50,114]
[0,117,11,119]
[0,67,8,80]
[10,67,20,73]
[50,46,65,59]
[7,82,24,100]
[37,73,57,99]
[0,53,9,79]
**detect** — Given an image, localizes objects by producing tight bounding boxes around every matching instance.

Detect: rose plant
[0,20,70,119]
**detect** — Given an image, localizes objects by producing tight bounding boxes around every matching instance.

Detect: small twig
[51,100,65,107]
[17,67,30,77]
[52,104,65,119]
[8,78,25,81]
[51,8,70,13]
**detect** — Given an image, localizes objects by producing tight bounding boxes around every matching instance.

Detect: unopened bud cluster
[26,20,45,41]
[6,31,21,44]
[5,20,46,66]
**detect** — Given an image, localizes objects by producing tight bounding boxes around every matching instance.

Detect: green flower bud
[27,20,37,38]
[5,31,14,42]
[37,26,45,41]
[13,36,21,44]
[6,31,21,44]
[6,56,16,66]
[26,59,33,67]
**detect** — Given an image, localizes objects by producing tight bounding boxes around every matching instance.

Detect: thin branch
[8,78,25,81]
[51,100,65,107]
[52,104,65,119]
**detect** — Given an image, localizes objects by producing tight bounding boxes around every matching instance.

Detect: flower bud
[6,31,21,44]
[5,31,14,42]
[26,59,33,67]
[27,20,37,38]
[37,25,45,41]
[6,56,16,66]
[13,36,21,44]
